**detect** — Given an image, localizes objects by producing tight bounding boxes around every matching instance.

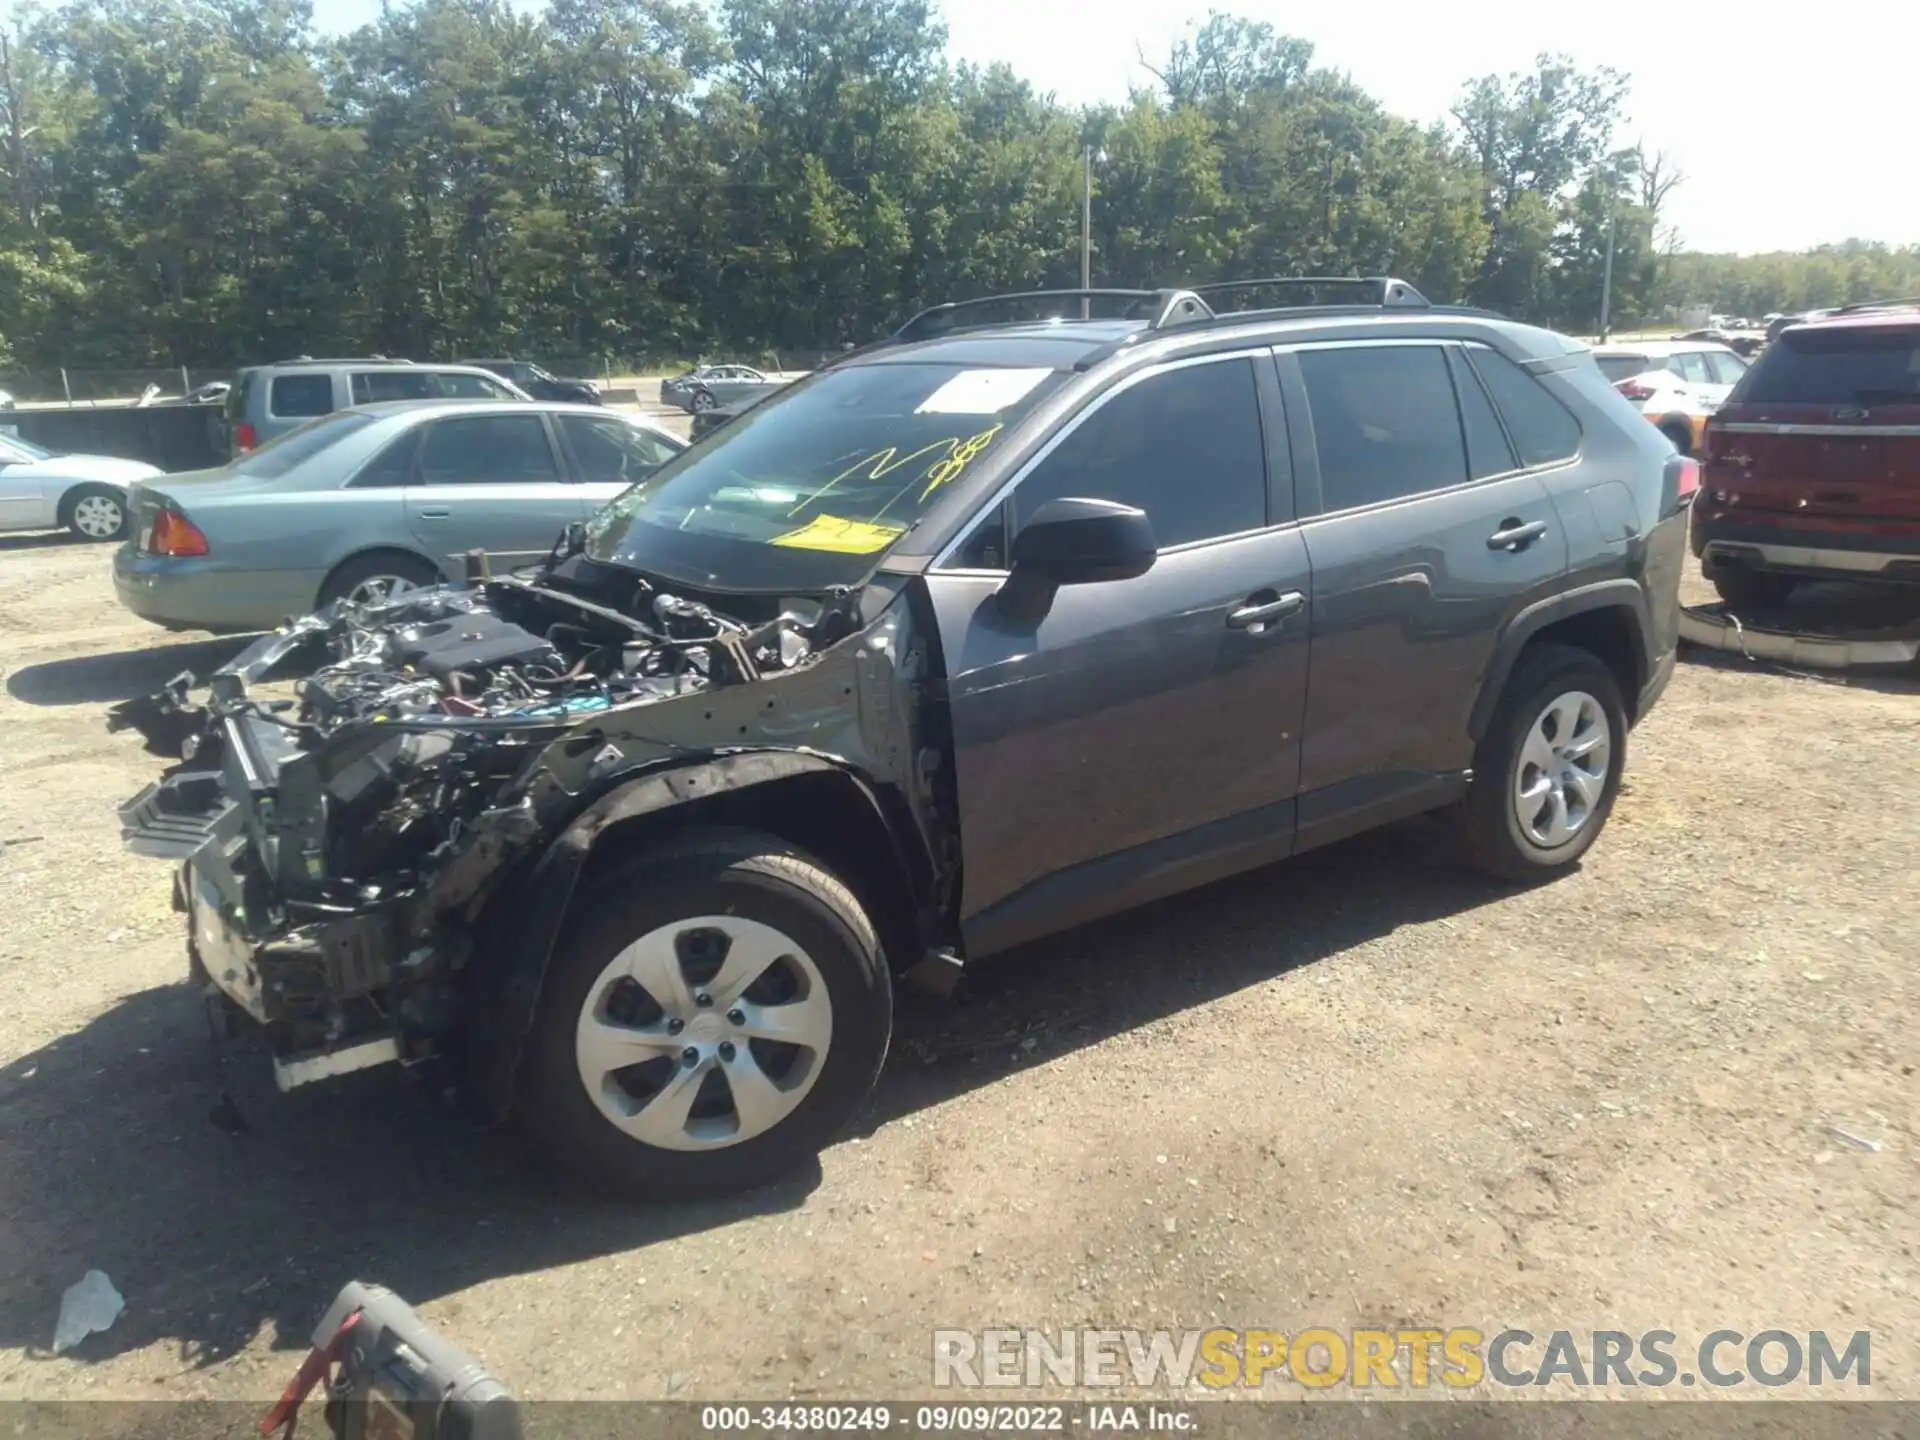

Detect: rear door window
[1449,350,1519,479]
[1299,345,1466,509]
[352,371,438,404]
[269,373,334,418]
[1465,348,1582,467]
[1672,352,1714,386]
[558,415,682,483]
[1706,352,1749,386]
[432,371,516,399]
[417,414,561,484]
[1735,327,1920,404]
[350,431,420,488]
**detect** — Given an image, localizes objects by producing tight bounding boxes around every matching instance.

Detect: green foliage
[0,0,1896,371]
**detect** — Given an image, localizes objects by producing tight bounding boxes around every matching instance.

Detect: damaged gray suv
[113,279,1691,1198]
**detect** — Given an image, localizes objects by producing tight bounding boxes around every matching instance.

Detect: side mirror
[996,497,1156,620]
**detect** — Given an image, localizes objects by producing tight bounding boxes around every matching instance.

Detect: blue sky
[309,0,1919,255]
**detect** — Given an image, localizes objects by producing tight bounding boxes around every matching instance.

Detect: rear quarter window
[1594,354,1652,384]
[1466,348,1581,467]
[269,373,334,418]
[1735,327,1920,405]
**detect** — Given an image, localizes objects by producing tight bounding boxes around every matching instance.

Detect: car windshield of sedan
[585,361,1066,590]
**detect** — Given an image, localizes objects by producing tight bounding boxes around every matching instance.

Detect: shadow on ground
[0,531,94,554]
[5,636,256,706]
[0,819,1512,1372]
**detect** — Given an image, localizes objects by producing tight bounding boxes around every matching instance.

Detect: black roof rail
[889,288,1219,344]
[1189,275,1430,310]
[1833,296,1920,314]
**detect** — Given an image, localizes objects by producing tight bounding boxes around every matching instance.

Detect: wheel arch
[1471,583,1654,743]
[315,543,449,607]
[463,750,936,1119]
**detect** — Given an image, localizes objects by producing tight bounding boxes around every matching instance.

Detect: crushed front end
[111,569,864,1091]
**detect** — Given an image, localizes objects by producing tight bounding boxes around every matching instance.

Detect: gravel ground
[0,508,1914,1410]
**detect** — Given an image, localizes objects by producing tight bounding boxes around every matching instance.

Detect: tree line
[0,0,1911,376]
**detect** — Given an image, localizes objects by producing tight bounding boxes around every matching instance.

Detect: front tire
[521,830,892,1199]
[63,484,129,542]
[1457,644,1628,881]
[690,389,717,412]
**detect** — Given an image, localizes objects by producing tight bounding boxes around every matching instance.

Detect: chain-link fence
[0,367,237,406]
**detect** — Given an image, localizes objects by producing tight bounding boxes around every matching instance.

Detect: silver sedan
[113,400,685,632]
[0,432,163,540]
[658,364,789,413]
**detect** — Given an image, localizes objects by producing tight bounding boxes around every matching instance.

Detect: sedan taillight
[1616,379,1657,402]
[149,506,210,557]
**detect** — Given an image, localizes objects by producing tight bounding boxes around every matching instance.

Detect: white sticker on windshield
[915,368,1053,416]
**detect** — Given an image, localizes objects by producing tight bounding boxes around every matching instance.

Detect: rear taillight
[233,422,257,452]
[149,506,210,557]
[1616,379,1656,402]
[1673,456,1700,499]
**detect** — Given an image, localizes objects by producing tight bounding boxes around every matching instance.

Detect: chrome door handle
[416,506,451,520]
[1487,519,1548,551]
[1227,590,1305,630]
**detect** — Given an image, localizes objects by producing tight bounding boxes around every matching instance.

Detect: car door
[921,350,1313,956]
[0,435,47,530]
[403,412,587,568]
[1278,340,1570,849]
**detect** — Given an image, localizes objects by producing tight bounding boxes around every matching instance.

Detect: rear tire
[521,829,892,1199]
[1658,418,1694,456]
[62,484,129,542]
[1456,644,1628,881]
[316,550,443,608]
[1708,564,1796,612]
[690,389,717,412]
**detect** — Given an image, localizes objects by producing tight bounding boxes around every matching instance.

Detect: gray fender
[1468,580,1655,742]
[463,748,914,1119]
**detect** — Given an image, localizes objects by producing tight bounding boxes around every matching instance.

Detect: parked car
[1693,300,1920,610]
[659,364,788,413]
[460,359,603,405]
[223,359,533,455]
[1592,340,1750,455]
[112,278,1687,1199]
[0,431,162,540]
[113,401,685,631]
[688,388,778,439]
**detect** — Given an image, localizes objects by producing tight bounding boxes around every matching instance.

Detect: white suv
[1593,340,1749,456]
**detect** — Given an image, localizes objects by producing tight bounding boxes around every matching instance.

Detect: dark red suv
[1693,302,1920,609]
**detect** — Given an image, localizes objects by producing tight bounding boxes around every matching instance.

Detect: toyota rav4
[112,279,1691,1198]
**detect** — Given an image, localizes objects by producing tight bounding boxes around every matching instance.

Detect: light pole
[1598,207,1616,341]
[1080,145,1094,318]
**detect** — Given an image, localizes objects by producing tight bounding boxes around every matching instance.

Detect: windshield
[1735,326,1920,405]
[0,433,55,462]
[231,410,382,479]
[1594,354,1654,383]
[586,361,1066,590]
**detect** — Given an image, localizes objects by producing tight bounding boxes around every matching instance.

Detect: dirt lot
[0,520,1914,1409]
